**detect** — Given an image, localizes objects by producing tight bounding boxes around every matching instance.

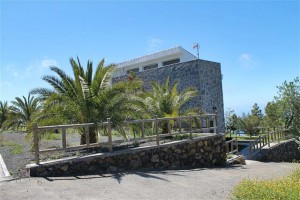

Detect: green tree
[251,103,263,119]
[239,113,260,138]
[32,57,144,144]
[264,101,283,129]
[225,108,238,137]
[143,77,197,133]
[2,94,41,131]
[0,101,9,130]
[275,77,300,135]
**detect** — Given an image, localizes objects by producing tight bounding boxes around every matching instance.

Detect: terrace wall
[27,134,226,177]
[261,139,300,162]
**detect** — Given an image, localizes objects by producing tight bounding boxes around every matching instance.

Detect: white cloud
[5,64,19,78]
[41,59,57,68]
[26,58,58,75]
[239,53,256,70]
[146,37,163,52]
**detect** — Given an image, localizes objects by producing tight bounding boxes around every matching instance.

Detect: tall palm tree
[2,94,41,131]
[144,77,197,133]
[0,101,9,129]
[32,57,144,144]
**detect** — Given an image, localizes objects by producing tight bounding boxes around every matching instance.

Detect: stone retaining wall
[27,134,226,177]
[261,139,300,162]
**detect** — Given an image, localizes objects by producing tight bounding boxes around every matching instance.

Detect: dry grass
[231,167,300,199]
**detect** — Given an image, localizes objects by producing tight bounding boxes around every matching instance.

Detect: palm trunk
[80,127,97,145]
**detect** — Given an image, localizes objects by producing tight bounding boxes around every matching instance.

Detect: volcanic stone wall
[27,134,226,177]
[113,59,225,133]
[261,139,300,162]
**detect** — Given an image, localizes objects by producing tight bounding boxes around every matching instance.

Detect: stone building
[112,46,225,132]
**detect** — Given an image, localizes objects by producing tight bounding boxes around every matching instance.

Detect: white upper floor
[112,46,197,77]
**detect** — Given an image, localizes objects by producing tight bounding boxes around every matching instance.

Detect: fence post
[97,124,101,144]
[62,128,67,149]
[236,139,239,155]
[226,142,229,153]
[141,121,145,138]
[178,117,182,133]
[107,118,112,152]
[33,123,40,164]
[271,131,273,142]
[249,141,252,159]
[215,111,219,134]
[206,115,210,132]
[155,115,159,145]
[189,114,193,139]
[259,136,262,149]
[85,126,90,147]
[167,119,171,134]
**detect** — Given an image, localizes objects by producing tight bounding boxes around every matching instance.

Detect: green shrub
[0,140,24,154]
[231,167,300,199]
[10,143,24,154]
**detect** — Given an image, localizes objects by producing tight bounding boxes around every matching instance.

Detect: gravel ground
[0,132,34,178]
[0,131,194,179]
[0,131,84,178]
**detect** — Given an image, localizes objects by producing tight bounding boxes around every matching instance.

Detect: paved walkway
[238,142,281,160]
[0,161,298,200]
[0,154,11,182]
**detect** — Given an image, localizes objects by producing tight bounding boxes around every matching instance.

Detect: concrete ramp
[0,154,11,182]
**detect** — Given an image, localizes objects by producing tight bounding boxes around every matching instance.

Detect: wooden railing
[249,129,288,159]
[33,113,219,164]
[225,138,238,155]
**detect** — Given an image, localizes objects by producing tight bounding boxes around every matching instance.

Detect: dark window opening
[162,58,180,66]
[126,68,139,74]
[143,63,158,71]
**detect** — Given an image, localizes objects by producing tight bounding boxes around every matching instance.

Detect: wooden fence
[33,113,219,164]
[249,129,288,159]
[225,138,238,155]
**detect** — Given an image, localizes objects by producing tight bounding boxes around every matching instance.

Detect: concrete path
[0,154,11,182]
[0,161,298,200]
[238,142,281,160]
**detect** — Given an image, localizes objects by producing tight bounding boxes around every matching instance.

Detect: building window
[126,68,139,74]
[143,63,158,71]
[162,58,180,66]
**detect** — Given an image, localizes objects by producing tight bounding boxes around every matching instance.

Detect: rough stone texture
[227,155,246,166]
[261,139,300,162]
[27,134,226,177]
[113,59,225,133]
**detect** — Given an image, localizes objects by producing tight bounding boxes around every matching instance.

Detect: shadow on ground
[42,164,243,184]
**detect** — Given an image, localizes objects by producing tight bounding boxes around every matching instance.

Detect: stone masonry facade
[261,139,300,162]
[113,59,225,132]
[27,134,226,177]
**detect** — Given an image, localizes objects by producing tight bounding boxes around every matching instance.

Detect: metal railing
[33,113,219,164]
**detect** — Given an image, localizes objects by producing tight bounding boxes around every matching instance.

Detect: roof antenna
[193,43,200,59]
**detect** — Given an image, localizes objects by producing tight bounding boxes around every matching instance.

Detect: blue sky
[1,0,299,115]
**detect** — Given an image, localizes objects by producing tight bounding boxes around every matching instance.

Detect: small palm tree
[3,94,40,131]
[0,101,9,129]
[32,57,144,144]
[144,77,197,133]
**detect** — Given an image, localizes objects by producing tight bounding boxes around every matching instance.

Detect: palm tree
[2,94,41,131]
[0,101,9,129]
[144,77,197,133]
[32,57,144,144]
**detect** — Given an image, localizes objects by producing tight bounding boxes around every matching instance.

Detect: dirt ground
[0,160,298,200]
